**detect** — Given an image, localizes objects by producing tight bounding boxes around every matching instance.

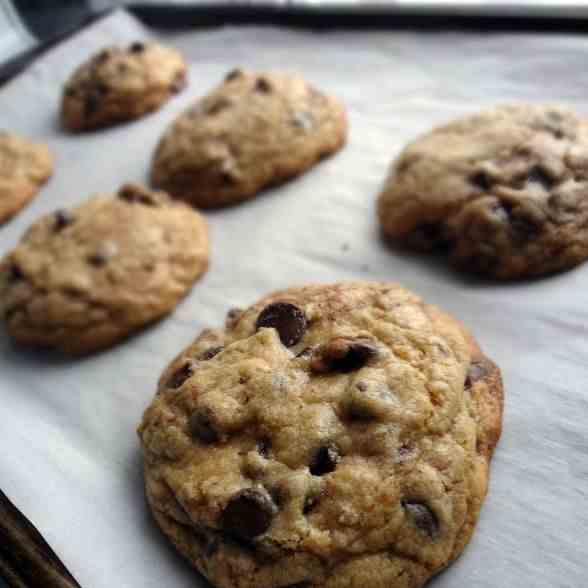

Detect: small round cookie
[0,132,53,225]
[61,41,187,131]
[0,184,208,355]
[378,104,588,279]
[151,69,347,208]
[138,282,503,588]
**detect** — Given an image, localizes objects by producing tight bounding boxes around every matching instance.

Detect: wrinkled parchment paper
[0,10,586,588]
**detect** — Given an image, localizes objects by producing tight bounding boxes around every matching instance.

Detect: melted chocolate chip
[168,362,194,389]
[54,209,74,232]
[225,69,243,82]
[470,171,493,191]
[257,438,271,458]
[189,408,218,443]
[310,338,379,374]
[464,361,488,389]
[527,165,554,190]
[402,499,439,539]
[309,443,341,476]
[198,346,223,361]
[256,302,307,347]
[255,78,272,93]
[221,488,277,540]
[129,42,145,53]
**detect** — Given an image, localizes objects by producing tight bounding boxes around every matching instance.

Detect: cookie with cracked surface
[378,104,588,279]
[151,69,347,208]
[0,184,208,355]
[0,132,53,225]
[138,282,503,588]
[61,41,187,131]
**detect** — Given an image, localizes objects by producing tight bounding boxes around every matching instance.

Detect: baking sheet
[0,9,586,588]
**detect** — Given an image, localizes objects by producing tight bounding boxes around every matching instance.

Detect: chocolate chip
[205,537,219,557]
[226,307,243,329]
[292,111,314,131]
[257,438,271,458]
[470,171,493,191]
[221,488,277,540]
[255,78,272,93]
[168,362,193,389]
[85,93,100,117]
[65,87,76,98]
[129,42,145,53]
[54,209,74,231]
[170,71,187,94]
[225,69,243,82]
[198,346,223,361]
[527,165,555,190]
[402,499,439,539]
[405,223,448,252]
[7,264,23,283]
[310,338,379,373]
[87,242,118,266]
[256,302,307,347]
[510,214,541,245]
[118,184,156,206]
[464,361,487,389]
[189,407,219,443]
[309,443,341,476]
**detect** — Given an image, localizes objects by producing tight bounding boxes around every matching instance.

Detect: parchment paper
[0,9,586,588]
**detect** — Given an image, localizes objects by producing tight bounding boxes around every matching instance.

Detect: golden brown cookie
[0,184,208,355]
[0,132,53,225]
[138,282,503,588]
[61,41,187,131]
[151,69,347,208]
[378,104,588,279]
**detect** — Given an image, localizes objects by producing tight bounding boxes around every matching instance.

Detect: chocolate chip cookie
[151,69,347,208]
[138,282,503,588]
[0,184,208,355]
[61,42,187,131]
[378,104,588,279]
[0,132,53,225]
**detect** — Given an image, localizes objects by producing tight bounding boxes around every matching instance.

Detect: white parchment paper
[0,9,586,588]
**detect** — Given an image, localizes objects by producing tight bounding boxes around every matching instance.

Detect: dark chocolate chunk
[303,493,320,515]
[84,93,100,117]
[53,209,74,232]
[255,78,272,93]
[402,499,439,539]
[470,170,493,191]
[189,407,218,443]
[256,302,307,347]
[168,362,194,389]
[129,42,145,53]
[309,443,341,476]
[221,488,277,540]
[464,361,488,389]
[198,346,223,361]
